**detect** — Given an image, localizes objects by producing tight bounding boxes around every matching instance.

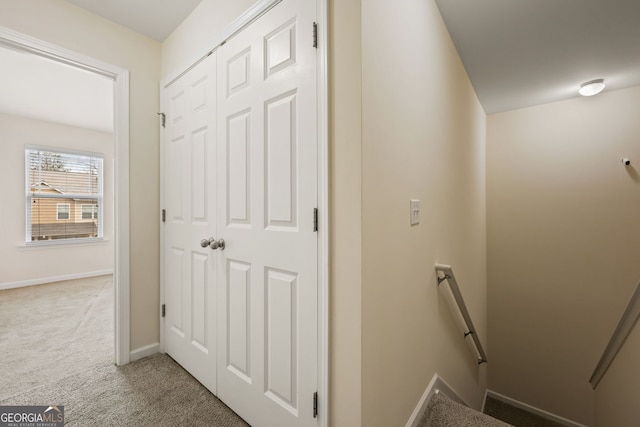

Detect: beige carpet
[0,276,249,426]
[419,393,513,427]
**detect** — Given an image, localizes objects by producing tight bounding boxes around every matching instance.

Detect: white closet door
[215,0,319,425]
[163,52,218,393]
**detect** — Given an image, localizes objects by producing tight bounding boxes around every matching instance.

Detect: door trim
[316,0,329,424]
[0,26,131,366]
[159,0,329,425]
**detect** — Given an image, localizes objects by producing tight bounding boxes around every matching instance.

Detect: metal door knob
[201,237,214,248]
[211,238,225,250]
[201,237,225,250]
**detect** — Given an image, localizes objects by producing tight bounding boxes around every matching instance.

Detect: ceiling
[66,0,203,42]
[435,0,640,113]
[0,46,113,132]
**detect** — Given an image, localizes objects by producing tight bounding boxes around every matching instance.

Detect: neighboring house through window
[26,147,104,242]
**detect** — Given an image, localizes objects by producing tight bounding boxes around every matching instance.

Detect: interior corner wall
[0,0,162,351]
[361,0,487,426]
[0,113,114,286]
[487,86,640,426]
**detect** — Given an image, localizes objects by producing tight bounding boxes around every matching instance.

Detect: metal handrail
[435,264,488,365]
[589,281,640,389]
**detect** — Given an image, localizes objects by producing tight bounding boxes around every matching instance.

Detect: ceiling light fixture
[579,79,606,97]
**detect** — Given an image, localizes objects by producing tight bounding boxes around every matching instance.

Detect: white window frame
[26,146,104,244]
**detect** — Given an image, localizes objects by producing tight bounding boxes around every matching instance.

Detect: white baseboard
[485,390,588,427]
[405,373,468,427]
[0,269,114,291]
[129,342,160,362]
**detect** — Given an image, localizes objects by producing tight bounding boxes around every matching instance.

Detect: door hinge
[313,22,318,48]
[158,112,166,128]
[313,391,318,418]
[313,208,318,232]
[161,304,166,318]
[162,209,166,223]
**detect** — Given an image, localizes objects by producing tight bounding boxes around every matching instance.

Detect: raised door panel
[227,110,251,227]
[265,268,298,415]
[265,91,297,229]
[226,259,252,382]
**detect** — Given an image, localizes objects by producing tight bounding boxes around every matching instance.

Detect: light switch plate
[410,199,420,225]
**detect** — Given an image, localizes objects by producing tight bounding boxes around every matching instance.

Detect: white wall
[487,86,640,425]
[0,113,114,288]
[0,0,162,351]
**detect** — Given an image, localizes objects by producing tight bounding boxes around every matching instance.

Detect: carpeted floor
[0,276,249,426]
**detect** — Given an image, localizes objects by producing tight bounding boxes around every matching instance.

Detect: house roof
[31,181,65,194]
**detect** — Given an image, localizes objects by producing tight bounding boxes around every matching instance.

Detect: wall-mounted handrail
[435,264,488,365]
[589,281,640,389]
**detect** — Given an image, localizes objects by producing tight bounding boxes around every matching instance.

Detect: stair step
[420,393,513,427]
[483,397,567,427]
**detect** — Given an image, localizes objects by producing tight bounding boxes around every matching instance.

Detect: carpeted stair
[419,392,513,427]
[419,392,569,427]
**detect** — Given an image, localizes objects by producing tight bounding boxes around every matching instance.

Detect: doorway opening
[0,26,131,365]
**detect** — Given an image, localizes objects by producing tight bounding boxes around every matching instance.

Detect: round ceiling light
[579,79,606,97]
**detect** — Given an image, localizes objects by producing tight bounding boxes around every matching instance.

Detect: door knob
[201,237,225,250]
[211,238,225,251]
[200,237,214,248]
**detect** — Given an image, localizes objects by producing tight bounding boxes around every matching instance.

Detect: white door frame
[159,0,329,424]
[0,27,131,366]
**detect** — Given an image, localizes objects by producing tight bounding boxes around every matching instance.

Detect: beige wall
[0,113,114,285]
[361,0,487,426]
[487,86,640,425]
[594,320,640,427]
[329,0,363,425]
[0,0,162,351]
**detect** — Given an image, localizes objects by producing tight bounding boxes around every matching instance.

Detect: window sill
[19,238,109,250]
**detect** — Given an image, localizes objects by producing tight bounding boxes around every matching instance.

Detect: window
[57,203,70,220]
[81,204,98,220]
[26,147,104,242]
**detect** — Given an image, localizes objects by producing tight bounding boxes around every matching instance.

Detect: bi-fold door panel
[215,1,318,426]
[163,53,218,394]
